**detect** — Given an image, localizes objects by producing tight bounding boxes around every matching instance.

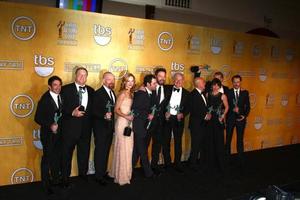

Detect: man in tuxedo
[205,71,229,95]
[163,73,189,173]
[35,76,63,194]
[61,67,94,186]
[132,74,157,178]
[188,77,211,172]
[147,67,170,173]
[225,75,250,167]
[92,72,116,186]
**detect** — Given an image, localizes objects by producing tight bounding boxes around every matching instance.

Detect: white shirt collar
[75,82,86,90]
[234,88,240,92]
[145,87,152,95]
[49,90,59,98]
[195,88,203,95]
[103,85,111,93]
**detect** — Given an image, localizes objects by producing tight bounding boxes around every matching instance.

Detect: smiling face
[103,73,115,90]
[125,75,135,90]
[173,73,184,88]
[156,71,166,86]
[232,77,241,89]
[75,69,88,86]
[49,80,61,94]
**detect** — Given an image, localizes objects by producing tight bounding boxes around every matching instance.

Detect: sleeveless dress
[207,92,225,172]
[109,96,134,185]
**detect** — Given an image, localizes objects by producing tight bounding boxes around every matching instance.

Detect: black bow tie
[79,86,86,90]
[173,88,180,92]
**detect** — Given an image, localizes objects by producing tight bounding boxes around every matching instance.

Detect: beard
[108,83,115,90]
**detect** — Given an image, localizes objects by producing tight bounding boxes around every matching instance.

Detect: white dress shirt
[103,85,115,103]
[195,88,207,106]
[49,90,59,108]
[169,87,182,115]
[75,82,88,109]
[156,85,165,104]
[219,86,224,94]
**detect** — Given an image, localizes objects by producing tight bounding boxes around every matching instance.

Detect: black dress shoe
[96,178,107,186]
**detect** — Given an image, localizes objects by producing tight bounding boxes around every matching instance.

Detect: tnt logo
[34,54,55,77]
[10,94,34,118]
[11,16,36,41]
[157,32,174,51]
[11,168,34,184]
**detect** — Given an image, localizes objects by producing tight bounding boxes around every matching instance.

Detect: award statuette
[53,111,62,134]
[105,100,114,121]
[233,99,242,120]
[165,103,171,120]
[174,105,183,122]
[216,103,224,124]
[146,105,157,130]
[123,110,135,137]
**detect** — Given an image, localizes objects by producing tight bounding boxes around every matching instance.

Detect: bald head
[102,72,115,89]
[194,77,206,91]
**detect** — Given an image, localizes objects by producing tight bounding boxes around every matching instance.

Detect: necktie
[235,90,239,102]
[157,86,162,103]
[173,87,180,92]
[109,90,114,104]
[57,95,62,109]
[78,86,85,105]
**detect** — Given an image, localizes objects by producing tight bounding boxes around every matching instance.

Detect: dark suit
[35,91,62,186]
[92,86,116,180]
[188,89,209,168]
[147,85,170,169]
[225,88,250,163]
[60,83,94,181]
[132,89,153,177]
[163,86,189,167]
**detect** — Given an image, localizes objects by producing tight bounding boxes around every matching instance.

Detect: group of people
[34,67,250,195]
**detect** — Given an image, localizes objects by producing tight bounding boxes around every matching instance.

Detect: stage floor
[1,144,300,200]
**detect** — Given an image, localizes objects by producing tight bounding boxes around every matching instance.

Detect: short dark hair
[231,74,242,82]
[214,71,224,78]
[75,66,88,75]
[143,74,156,86]
[48,75,62,86]
[154,67,166,76]
[211,78,222,88]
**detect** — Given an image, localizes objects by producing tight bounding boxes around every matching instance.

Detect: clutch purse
[123,126,132,137]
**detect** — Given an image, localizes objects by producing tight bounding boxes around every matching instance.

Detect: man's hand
[148,114,154,121]
[105,112,112,120]
[50,123,58,133]
[177,113,184,121]
[165,112,171,120]
[233,107,239,113]
[205,113,212,120]
[72,106,85,117]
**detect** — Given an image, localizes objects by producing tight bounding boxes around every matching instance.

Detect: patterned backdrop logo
[259,68,267,82]
[265,94,275,108]
[57,20,78,46]
[187,34,200,54]
[210,37,222,54]
[271,46,280,59]
[285,48,294,61]
[135,65,155,74]
[11,168,34,184]
[0,136,23,147]
[219,65,232,82]
[64,62,101,73]
[157,31,173,51]
[109,58,128,80]
[11,16,36,41]
[128,28,144,50]
[249,93,257,108]
[34,54,55,77]
[281,94,289,107]
[0,60,23,70]
[233,41,244,55]
[10,94,34,118]
[254,116,263,130]
[93,24,112,46]
[32,129,42,150]
[252,44,262,57]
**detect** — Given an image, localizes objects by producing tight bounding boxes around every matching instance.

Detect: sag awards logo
[34,54,55,77]
[233,41,244,55]
[11,168,34,184]
[285,48,295,62]
[254,116,263,130]
[210,37,222,54]
[0,136,23,147]
[187,34,200,54]
[259,68,267,82]
[157,31,173,51]
[252,44,262,57]
[281,94,289,107]
[10,94,34,118]
[219,65,232,82]
[87,160,95,175]
[109,58,128,80]
[170,62,184,77]
[93,24,112,46]
[265,94,275,108]
[271,45,280,59]
[33,129,42,150]
[128,28,144,50]
[0,60,23,70]
[11,16,36,41]
[249,93,257,108]
[57,20,78,46]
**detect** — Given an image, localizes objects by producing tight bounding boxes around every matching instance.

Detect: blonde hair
[119,73,136,96]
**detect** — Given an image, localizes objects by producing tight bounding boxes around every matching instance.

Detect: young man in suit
[188,77,211,172]
[92,72,116,186]
[163,72,189,173]
[61,67,94,186]
[205,71,229,95]
[225,74,250,168]
[35,75,63,194]
[132,74,157,178]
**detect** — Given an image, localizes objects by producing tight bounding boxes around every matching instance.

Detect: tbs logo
[34,54,55,77]
[94,24,112,46]
[171,62,184,76]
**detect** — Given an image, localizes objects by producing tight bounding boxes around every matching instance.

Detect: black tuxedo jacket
[188,88,208,129]
[92,86,116,129]
[35,90,62,134]
[61,83,94,137]
[226,88,250,122]
[165,85,190,118]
